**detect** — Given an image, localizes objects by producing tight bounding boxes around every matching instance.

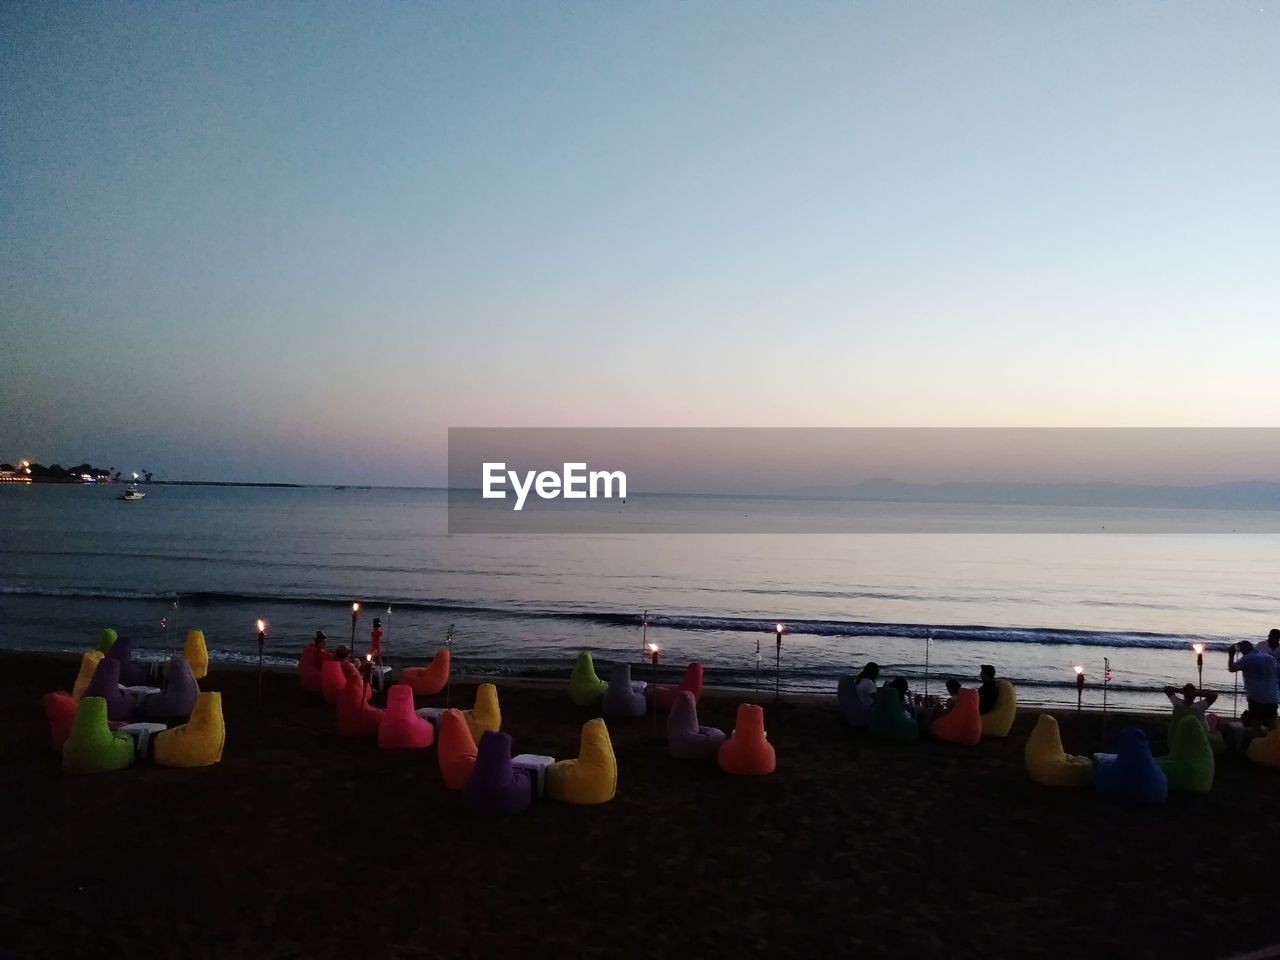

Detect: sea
[2,484,1276,712]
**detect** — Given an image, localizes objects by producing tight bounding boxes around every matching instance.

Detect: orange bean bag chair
[931,688,982,746]
[378,684,434,749]
[43,691,78,751]
[718,704,776,776]
[336,676,383,738]
[654,662,704,711]
[402,648,451,696]
[438,708,479,789]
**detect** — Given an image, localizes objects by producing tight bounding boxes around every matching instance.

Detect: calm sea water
[2,484,1276,711]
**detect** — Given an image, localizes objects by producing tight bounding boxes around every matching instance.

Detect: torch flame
[1192,642,1204,655]
[352,602,360,613]
[256,619,265,633]
[775,623,785,634]
[647,642,658,653]
[1073,665,1084,676]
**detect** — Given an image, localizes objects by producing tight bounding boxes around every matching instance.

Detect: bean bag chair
[836,675,872,728]
[603,663,647,719]
[548,718,618,804]
[106,636,150,687]
[137,658,199,721]
[96,627,118,654]
[438,708,479,789]
[320,659,349,705]
[62,697,133,774]
[462,683,501,741]
[72,651,104,701]
[980,682,1017,738]
[1156,713,1215,793]
[569,651,608,707]
[155,692,225,767]
[931,688,982,746]
[337,677,384,738]
[402,648,451,696]
[869,687,918,742]
[1095,728,1167,804]
[1024,714,1093,787]
[83,658,136,723]
[43,691,77,751]
[1170,703,1224,755]
[654,662,704,711]
[298,645,332,692]
[667,690,726,760]
[463,731,533,816]
[718,704,777,775]
[1247,728,1280,770]
[378,684,434,749]
[184,629,209,680]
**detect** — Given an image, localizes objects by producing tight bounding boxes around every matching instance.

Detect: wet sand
[1,651,1276,959]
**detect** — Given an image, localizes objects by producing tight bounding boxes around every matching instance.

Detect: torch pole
[924,632,932,698]
[774,624,783,702]
[1102,658,1110,743]
[445,623,454,708]
[641,610,648,662]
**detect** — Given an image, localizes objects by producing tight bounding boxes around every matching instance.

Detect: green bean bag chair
[1156,713,1215,793]
[569,651,608,707]
[1170,703,1224,755]
[869,686,919,742]
[96,628,118,654]
[62,697,134,774]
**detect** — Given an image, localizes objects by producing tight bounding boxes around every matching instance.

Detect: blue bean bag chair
[869,686,919,742]
[837,676,872,728]
[1095,727,1167,804]
[137,657,199,721]
[602,662,647,719]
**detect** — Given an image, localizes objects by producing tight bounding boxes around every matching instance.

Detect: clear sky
[2,2,1276,485]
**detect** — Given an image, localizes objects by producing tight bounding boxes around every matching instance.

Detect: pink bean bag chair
[654,662,704,712]
[336,676,383,738]
[438,708,479,789]
[298,644,332,692]
[931,688,982,746]
[718,703,776,776]
[378,684,434,749]
[320,659,355,705]
[402,648,451,696]
[43,691,78,751]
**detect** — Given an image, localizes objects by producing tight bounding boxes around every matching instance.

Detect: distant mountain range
[793,479,1280,511]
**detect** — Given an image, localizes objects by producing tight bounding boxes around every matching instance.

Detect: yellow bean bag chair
[155,691,225,767]
[462,683,501,741]
[72,651,105,701]
[1025,714,1093,787]
[981,681,1017,738]
[1247,727,1280,770]
[184,630,209,680]
[548,718,617,805]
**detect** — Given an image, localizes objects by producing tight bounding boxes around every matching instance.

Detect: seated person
[943,678,962,712]
[853,662,880,709]
[886,677,915,717]
[1162,683,1217,728]
[978,664,1000,715]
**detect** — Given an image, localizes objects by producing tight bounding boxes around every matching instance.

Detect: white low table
[511,754,556,798]
[415,707,447,723]
[122,685,161,710]
[119,722,167,757]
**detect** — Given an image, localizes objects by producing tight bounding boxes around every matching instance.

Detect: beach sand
[1,651,1276,959]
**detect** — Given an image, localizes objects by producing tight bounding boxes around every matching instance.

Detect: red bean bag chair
[654,662,704,712]
[718,704,776,776]
[298,645,332,692]
[438,708,478,789]
[44,691,77,751]
[378,684,434,749]
[931,688,982,746]
[402,648,451,696]
[336,676,383,737]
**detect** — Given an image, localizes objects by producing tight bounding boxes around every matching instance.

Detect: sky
[2,2,1277,485]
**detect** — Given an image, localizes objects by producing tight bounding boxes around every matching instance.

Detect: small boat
[117,485,146,501]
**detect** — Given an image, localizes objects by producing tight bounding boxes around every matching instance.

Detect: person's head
[945,678,961,696]
[979,664,996,683]
[373,617,382,629]
[858,662,880,682]
[334,644,351,662]
[313,630,327,648]
[1180,683,1197,702]
[1268,629,1280,646]
[889,677,909,697]
[1238,641,1255,655]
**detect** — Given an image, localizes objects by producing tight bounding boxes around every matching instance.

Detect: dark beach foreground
[0,651,1276,960]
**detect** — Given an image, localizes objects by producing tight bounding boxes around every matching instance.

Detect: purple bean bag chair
[667,690,727,759]
[106,636,150,687]
[602,662,647,719]
[462,731,533,816]
[837,675,872,728]
[137,657,199,721]
[83,658,136,723]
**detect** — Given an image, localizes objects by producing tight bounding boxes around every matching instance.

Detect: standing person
[854,662,880,708]
[369,618,383,661]
[978,664,1000,715]
[1228,641,1278,731]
